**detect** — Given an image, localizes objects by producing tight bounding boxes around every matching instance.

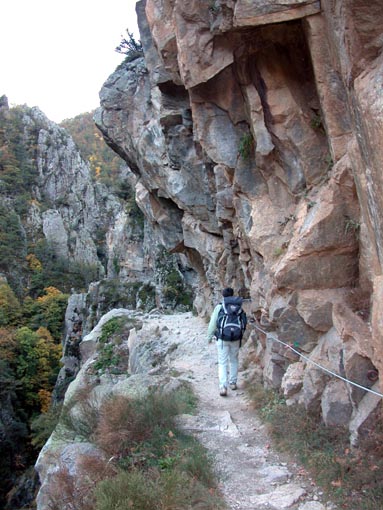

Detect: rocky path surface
[151,312,336,510]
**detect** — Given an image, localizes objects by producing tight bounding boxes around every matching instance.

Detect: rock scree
[159,312,336,510]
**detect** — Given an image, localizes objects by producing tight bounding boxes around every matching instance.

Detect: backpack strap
[218,302,227,340]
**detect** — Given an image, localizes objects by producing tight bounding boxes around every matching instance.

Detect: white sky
[0,0,140,123]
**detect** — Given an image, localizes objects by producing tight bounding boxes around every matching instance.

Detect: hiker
[207,287,247,396]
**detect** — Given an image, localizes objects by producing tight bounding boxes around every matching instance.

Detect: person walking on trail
[207,287,247,397]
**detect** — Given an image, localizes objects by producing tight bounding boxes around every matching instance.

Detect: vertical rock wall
[95,0,383,438]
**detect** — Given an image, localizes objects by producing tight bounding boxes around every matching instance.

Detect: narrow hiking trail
[150,312,337,510]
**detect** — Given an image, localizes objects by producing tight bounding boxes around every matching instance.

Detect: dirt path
[151,312,336,510]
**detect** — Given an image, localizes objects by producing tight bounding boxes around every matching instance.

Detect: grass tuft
[238,132,254,160]
[47,385,223,510]
[93,387,223,509]
[58,384,100,441]
[245,382,383,510]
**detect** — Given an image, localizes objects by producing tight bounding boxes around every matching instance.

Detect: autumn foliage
[0,283,66,413]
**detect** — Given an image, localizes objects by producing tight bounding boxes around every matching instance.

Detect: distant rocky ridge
[0,98,123,279]
[95,0,383,438]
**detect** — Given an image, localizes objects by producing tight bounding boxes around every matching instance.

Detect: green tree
[14,326,61,410]
[0,281,22,326]
[0,204,26,274]
[14,327,41,408]
[0,106,38,203]
[23,286,68,342]
[0,327,17,363]
[0,359,28,508]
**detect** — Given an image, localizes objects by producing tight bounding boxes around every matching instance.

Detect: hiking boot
[219,387,227,397]
[229,383,237,390]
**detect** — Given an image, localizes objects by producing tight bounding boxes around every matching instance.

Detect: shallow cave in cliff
[189,17,330,197]
[234,20,317,104]
[158,80,189,98]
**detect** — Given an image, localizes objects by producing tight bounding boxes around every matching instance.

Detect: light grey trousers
[216,339,240,388]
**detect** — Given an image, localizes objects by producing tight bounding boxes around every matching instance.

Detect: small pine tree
[115,30,143,61]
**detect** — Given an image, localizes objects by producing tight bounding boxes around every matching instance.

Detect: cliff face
[96,0,383,434]
[0,101,125,281]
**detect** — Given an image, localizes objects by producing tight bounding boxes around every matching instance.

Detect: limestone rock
[251,483,306,509]
[128,320,179,374]
[173,0,235,88]
[7,105,140,281]
[296,289,349,332]
[349,382,382,446]
[321,380,352,427]
[332,303,377,404]
[35,309,185,509]
[301,328,342,412]
[80,309,132,362]
[281,362,305,402]
[17,0,383,495]
[371,276,383,389]
[36,442,106,510]
[304,14,352,160]
[55,293,88,395]
[263,335,288,388]
[274,161,359,290]
[145,0,182,84]
[42,210,69,259]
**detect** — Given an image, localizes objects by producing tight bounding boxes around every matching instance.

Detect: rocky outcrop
[21,108,118,273]
[95,0,383,439]
[35,309,184,510]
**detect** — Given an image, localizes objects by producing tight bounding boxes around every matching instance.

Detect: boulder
[296,288,349,332]
[263,335,288,388]
[281,362,305,402]
[349,382,382,446]
[301,328,342,412]
[321,380,352,427]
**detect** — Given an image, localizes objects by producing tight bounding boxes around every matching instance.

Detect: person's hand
[207,336,213,344]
